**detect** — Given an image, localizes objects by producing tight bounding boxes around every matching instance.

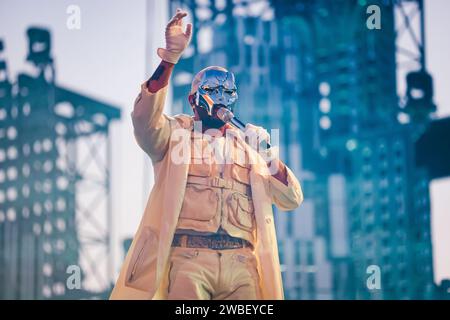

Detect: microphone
[216,107,271,148]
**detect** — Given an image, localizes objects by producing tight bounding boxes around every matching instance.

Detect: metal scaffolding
[0,27,120,299]
[394,0,436,121]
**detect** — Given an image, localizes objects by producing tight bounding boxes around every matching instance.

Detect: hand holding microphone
[217,107,280,173]
[216,107,272,149]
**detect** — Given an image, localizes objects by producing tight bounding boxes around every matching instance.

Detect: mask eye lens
[202,86,213,93]
[204,86,220,94]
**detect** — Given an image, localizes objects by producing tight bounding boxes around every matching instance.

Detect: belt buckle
[210,238,221,250]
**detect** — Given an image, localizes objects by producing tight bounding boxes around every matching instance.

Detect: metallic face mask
[194,68,238,116]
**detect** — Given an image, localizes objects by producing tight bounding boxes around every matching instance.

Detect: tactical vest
[175,129,256,245]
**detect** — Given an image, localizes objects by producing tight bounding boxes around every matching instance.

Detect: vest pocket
[189,159,211,177]
[179,184,219,221]
[231,162,251,185]
[189,137,211,177]
[230,143,251,185]
[227,192,255,232]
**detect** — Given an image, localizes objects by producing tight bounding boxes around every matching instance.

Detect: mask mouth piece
[213,103,226,111]
[212,104,231,115]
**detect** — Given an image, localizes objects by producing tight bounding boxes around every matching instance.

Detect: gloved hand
[244,123,283,176]
[157,8,192,64]
[244,123,279,161]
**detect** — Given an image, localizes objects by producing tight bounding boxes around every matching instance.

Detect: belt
[172,233,253,250]
[187,176,251,195]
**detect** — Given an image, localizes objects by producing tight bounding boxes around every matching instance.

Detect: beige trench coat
[110,84,304,300]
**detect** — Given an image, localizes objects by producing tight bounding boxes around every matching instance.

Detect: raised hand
[157,8,193,64]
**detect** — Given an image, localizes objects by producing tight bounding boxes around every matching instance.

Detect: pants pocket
[232,251,261,298]
[168,249,199,294]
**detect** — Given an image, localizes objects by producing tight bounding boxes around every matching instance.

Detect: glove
[157,8,192,64]
[244,123,279,161]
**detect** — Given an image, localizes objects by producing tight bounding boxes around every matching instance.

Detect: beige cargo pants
[167,246,262,300]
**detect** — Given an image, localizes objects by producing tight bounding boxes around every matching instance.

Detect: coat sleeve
[269,165,304,211]
[131,82,171,163]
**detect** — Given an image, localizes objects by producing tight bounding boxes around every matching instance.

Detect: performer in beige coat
[110,9,303,300]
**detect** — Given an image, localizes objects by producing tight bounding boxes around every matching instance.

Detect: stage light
[7,166,17,180]
[56,197,66,211]
[42,138,52,152]
[42,242,52,254]
[32,223,41,236]
[42,180,52,194]
[22,207,30,219]
[6,187,17,201]
[54,102,74,118]
[56,239,66,251]
[56,176,68,190]
[397,112,410,124]
[22,164,30,177]
[44,199,53,212]
[319,98,331,113]
[7,146,18,159]
[22,102,31,116]
[7,126,17,140]
[43,263,53,277]
[6,208,16,221]
[319,82,330,96]
[52,283,65,295]
[44,221,53,235]
[55,122,67,136]
[56,218,66,232]
[33,140,42,154]
[43,160,53,173]
[22,143,30,156]
[319,116,331,130]
[346,139,357,151]
[33,202,42,216]
[42,286,52,298]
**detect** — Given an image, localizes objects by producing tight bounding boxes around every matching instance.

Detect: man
[110,9,303,300]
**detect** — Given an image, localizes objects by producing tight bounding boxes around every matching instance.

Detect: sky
[0,0,448,287]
